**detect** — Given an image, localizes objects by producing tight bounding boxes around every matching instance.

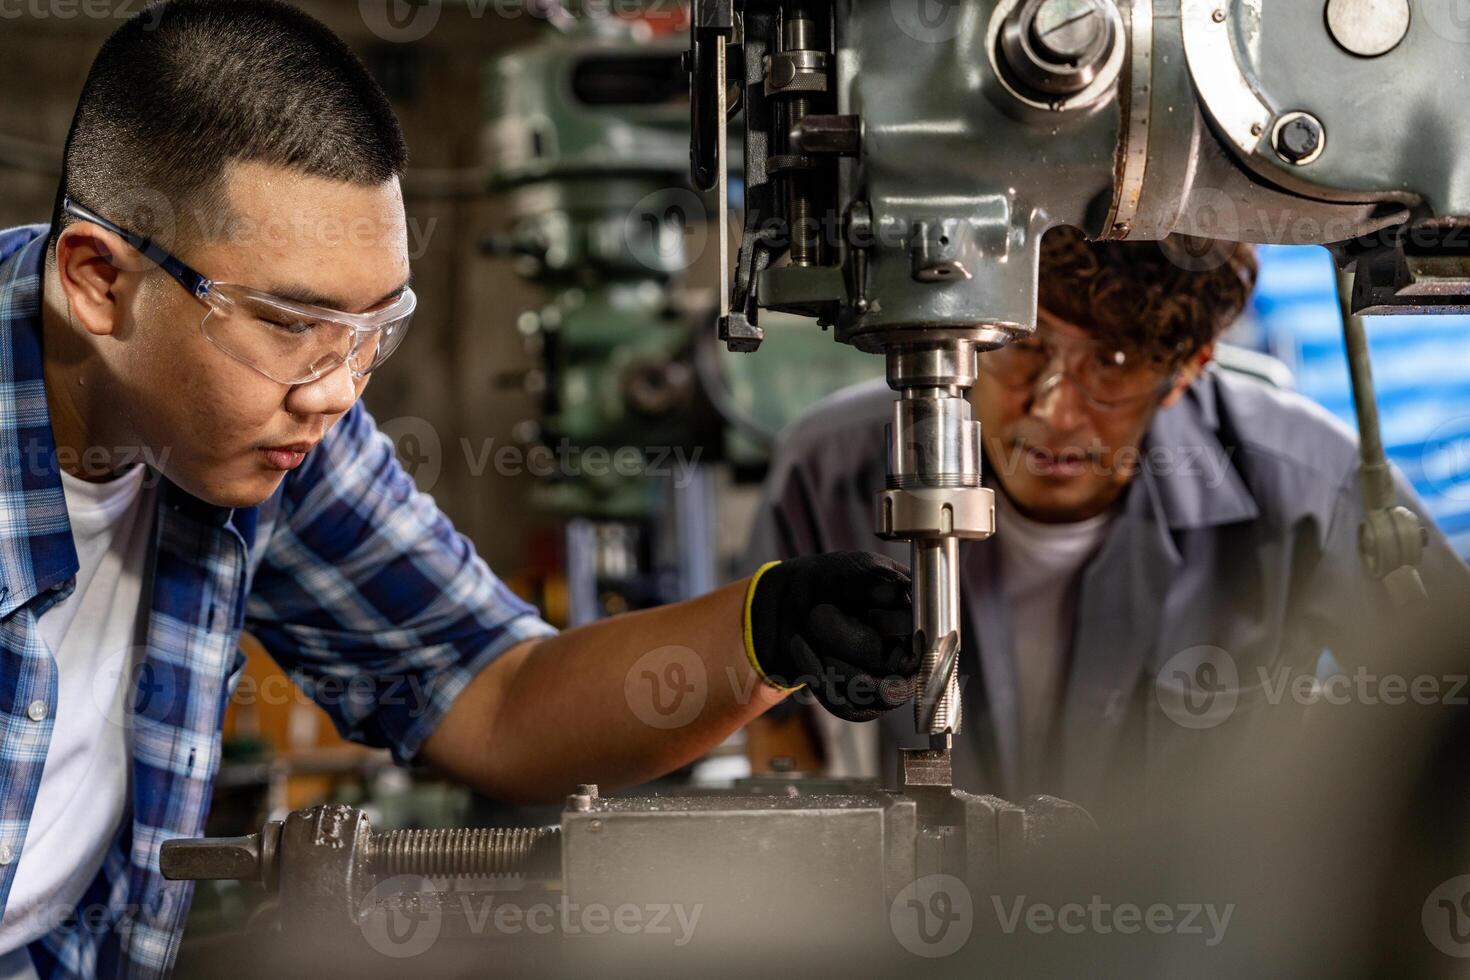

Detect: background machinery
[481,15,877,624]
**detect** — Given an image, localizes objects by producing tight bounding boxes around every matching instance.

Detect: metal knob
[1031,0,1106,60]
[1000,0,1117,98]
[161,821,281,890]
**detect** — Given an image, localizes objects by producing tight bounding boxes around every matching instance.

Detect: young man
[0,3,918,976]
[751,227,1470,811]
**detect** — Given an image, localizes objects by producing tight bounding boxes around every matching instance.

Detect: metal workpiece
[565,786,1098,949]
[561,790,913,946]
[899,741,955,790]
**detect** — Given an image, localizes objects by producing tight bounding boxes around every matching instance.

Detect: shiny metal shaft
[913,536,962,732]
[876,344,995,742]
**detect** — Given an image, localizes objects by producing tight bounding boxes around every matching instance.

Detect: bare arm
[418,578,789,803]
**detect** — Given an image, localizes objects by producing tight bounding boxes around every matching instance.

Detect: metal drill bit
[917,630,960,733]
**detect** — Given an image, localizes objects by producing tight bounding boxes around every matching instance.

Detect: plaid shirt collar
[0,226,80,619]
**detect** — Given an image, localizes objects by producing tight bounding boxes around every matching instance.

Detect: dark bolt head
[1275,115,1324,164]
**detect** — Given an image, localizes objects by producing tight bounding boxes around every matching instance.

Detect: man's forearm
[420,578,789,803]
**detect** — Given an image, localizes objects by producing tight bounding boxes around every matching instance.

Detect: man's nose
[284,358,360,418]
[1028,368,1089,434]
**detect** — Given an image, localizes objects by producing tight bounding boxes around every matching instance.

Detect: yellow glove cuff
[743,560,805,693]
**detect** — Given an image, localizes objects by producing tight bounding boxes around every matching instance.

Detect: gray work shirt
[746,367,1470,813]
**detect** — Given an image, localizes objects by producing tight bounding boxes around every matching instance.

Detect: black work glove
[743,552,918,722]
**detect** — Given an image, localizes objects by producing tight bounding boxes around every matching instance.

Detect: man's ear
[1159,342,1215,408]
[53,224,136,339]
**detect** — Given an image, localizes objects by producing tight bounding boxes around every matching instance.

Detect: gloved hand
[743,552,918,722]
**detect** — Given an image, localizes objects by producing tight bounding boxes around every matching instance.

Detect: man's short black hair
[50,0,408,255]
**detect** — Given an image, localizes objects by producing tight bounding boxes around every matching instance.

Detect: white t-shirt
[994,489,1116,778]
[0,465,157,958]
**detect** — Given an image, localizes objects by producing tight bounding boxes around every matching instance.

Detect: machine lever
[686,0,732,191]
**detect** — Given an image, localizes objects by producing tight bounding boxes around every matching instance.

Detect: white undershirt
[0,465,156,959]
[994,489,1115,778]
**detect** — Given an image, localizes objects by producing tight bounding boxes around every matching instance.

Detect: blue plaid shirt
[0,226,557,978]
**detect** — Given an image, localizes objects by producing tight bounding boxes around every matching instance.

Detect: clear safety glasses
[63,197,415,385]
[980,325,1177,412]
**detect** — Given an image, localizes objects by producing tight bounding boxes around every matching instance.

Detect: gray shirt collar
[1132,368,1260,534]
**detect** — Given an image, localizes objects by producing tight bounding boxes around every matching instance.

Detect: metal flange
[877,486,996,541]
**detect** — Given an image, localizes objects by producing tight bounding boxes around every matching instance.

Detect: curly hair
[1037,226,1258,369]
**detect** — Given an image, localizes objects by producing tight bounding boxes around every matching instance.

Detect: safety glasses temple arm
[61,196,212,299]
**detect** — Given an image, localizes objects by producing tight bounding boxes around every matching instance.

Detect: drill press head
[687,0,1470,750]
